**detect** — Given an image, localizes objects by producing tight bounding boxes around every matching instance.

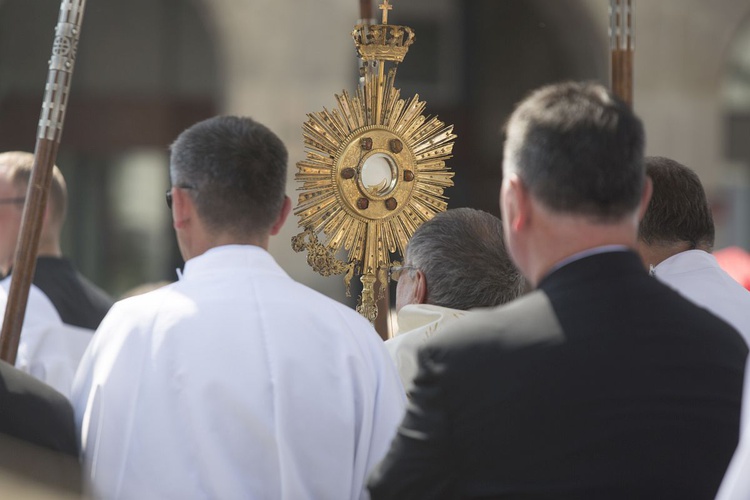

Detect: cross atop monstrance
[379,0,392,24]
[292,0,456,332]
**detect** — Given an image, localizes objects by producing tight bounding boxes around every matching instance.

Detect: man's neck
[36,226,63,257]
[524,213,640,287]
[37,242,62,258]
[0,240,61,276]
[181,231,269,261]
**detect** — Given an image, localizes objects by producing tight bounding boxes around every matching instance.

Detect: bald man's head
[0,152,67,271]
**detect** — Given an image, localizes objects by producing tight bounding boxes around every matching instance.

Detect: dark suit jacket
[33,256,114,330]
[0,360,81,495]
[0,359,77,455]
[369,251,748,499]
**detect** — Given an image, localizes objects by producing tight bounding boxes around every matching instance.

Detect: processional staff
[359,0,374,24]
[0,0,87,363]
[609,0,634,107]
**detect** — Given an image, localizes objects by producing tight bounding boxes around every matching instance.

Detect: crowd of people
[0,81,748,499]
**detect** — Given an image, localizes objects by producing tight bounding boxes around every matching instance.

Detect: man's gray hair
[405,208,525,310]
[504,81,645,221]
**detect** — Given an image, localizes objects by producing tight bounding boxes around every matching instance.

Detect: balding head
[0,152,67,272]
[0,152,67,227]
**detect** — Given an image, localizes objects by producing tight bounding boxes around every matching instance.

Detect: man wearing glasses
[385,207,524,392]
[0,152,113,397]
[72,115,405,499]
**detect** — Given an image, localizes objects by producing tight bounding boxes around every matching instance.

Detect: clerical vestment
[385,304,468,392]
[652,250,750,345]
[72,245,405,499]
[0,278,93,398]
[652,249,750,433]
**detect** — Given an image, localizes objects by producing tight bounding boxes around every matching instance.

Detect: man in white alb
[72,115,406,499]
[637,156,750,345]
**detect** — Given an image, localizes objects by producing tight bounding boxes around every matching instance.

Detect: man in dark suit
[0,360,81,494]
[368,82,748,499]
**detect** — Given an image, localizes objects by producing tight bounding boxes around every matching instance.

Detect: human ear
[171,187,193,229]
[414,269,428,304]
[501,174,530,233]
[637,176,653,222]
[270,196,292,236]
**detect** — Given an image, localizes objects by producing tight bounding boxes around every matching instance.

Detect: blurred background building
[0,0,749,302]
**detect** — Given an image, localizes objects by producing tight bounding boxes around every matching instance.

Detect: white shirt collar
[177,244,283,281]
[651,249,717,278]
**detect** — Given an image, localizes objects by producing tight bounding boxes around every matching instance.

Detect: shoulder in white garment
[653,250,750,345]
[385,303,468,391]
[71,245,405,500]
[0,276,93,398]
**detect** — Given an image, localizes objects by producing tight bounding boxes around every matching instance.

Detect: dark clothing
[0,360,77,456]
[33,256,113,330]
[369,251,748,500]
[0,360,81,495]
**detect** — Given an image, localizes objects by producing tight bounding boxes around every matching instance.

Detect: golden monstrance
[292,0,455,324]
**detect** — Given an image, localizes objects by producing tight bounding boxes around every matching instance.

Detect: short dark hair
[638,156,715,251]
[405,208,525,310]
[503,81,645,220]
[169,116,288,236]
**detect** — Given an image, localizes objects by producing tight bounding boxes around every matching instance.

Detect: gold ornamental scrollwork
[292,0,455,323]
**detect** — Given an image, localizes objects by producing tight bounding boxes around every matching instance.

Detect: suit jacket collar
[537,250,647,295]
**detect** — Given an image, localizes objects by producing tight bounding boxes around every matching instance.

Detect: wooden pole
[0,0,87,364]
[357,0,375,90]
[609,0,634,107]
[359,0,373,24]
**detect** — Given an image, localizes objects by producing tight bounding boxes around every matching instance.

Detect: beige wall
[206,0,361,298]
[617,0,750,246]
[205,0,750,269]
[4,0,749,294]
[633,1,749,187]
[572,0,750,189]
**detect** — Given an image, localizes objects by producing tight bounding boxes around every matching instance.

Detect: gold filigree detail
[357,273,379,323]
